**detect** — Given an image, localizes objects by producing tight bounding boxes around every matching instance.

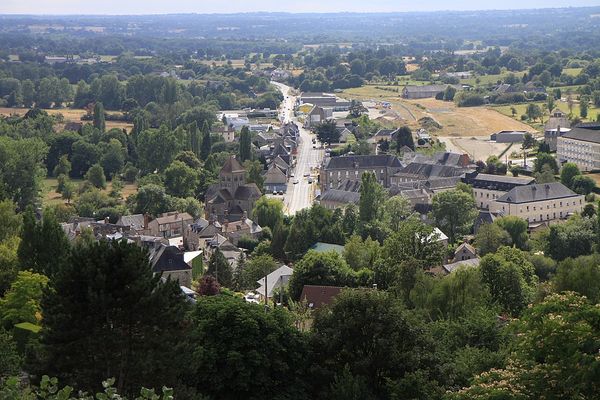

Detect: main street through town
[272,82,325,215]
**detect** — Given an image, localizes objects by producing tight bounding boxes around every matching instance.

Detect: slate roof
[324,154,402,170]
[118,214,145,231]
[150,245,191,273]
[496,182,579,204]
[443,258,480,274]
[310,242,345,254]
[394,163,467,179]
[234,184,262,200]
[220,155,245,174]
[469,173,534,185]
[264,166,288,185]
[561,124,600,144]
[154,212,193,225]
[256,265,294,298]
[320,189,361,205]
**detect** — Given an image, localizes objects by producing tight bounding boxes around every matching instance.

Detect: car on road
[308,178,313,184]
[290,173,295,177]
[303,173,310,177]
[293,179,299,184]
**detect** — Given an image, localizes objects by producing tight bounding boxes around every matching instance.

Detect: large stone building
[320,154,403,190]
[462,172,535,210]
[544,108,571,151]
[205,156,262,222]
[488,182,584,226]
[557,123,600,171]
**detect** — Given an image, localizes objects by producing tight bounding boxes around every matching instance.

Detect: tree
[130,184,173,217]
[571,174,596,195]
[0,270,48,328]
[479,246,537,316]
[21,79,36,108]
[100,139,125,178]
[0,329,22,377]
[316,120,339,144]
[580,96,589,118]
[200,121,211,160]
[521,132,536,150]
[359,172,385,223]
[137,125,179,173]
[525,103,542,122]
[443,85,457,101]
[185,296,308,399]
[40,240,188,395]
[311,289,440,399]
[547,95,555,113]
[288,251,354,300]
[495,216,529,249]
[0,200,21,243]
[545,214,596,261]
[239,254,278,290]
[474,222,511,255]
[239,126,252,162]
[431,189,477,243]
[560,162,581,188]
[18,208,70,277]
[243,160,264,189]
[253,196,284,231]
[85,164,106,189]
[206,249,233,288]
[449,293,600,399]
[343,235,380,271]
[195,275,221,296]
[394,126,414,151]
[92,102,105,132]
[533,152,559,174]
[163,160,199,198]
[53,155,71,178]
[554,254,600,303]
[70,140,100,178]
[188,121,200,159]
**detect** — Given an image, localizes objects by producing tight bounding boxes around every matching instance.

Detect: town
[0,4,599,400]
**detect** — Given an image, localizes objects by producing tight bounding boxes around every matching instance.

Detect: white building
[557,124,600,172]
[489,182,584,226]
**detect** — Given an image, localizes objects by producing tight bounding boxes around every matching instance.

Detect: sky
[1,0,600,15]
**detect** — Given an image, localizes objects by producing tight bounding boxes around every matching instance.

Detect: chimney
[144,214,150,230]
[242,210,248,222]
[104,217,110,224]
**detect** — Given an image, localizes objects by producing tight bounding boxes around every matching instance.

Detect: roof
[264,166,287,185]
[150,245,191,273]
[561,125,600,144]
[496,182,579,204]
[324,154,402,170]
[455,242,477,255]
[234,184,262,200]
[403,84,451,93]
[154,212,193,225]
[443,258,480,274]
[300,285,344,309]
[394,163,467,179]
[310,242,345,254]
[220,155,246,174]
[256,265,294,298]
[118,214,145,230]
[320,189,361,205]
[467,173,535,186]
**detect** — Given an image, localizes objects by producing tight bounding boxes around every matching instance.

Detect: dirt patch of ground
[0,107,133,132]
[438,136,511,162]
[403,98,534,137]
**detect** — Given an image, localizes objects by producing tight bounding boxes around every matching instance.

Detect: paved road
[272,82,325,215]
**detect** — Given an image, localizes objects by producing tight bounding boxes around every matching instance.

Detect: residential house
[117,214,150,235]
[557,123,600,171]
[319,189,361,210]
[320,154,403,190]
[256,265,294,299]
[263,165,288,193]
[300,285,344,309]
[186,217,222,251]
[462,172,535,210]
[488,182,584,226]
[204,233,243,270]
[304,105,332,128]
[148,212,193,242]
[205,156,262,223]
[442,258,480,274]
[226,116,251,131]
[221,212,263,246]
[451,242,478,263]
[212,125,236,142]
[149,245,193,287]
[390,163,468,186]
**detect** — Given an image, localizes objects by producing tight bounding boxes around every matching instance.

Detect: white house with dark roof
[488,182,584,226]
[320,154,403,190]
[462,172,535,210]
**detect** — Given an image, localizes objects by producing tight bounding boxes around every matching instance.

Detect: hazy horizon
[1,0,599,15]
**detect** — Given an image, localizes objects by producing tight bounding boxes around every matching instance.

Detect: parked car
[278,190,284,195]
[272,190,278,195]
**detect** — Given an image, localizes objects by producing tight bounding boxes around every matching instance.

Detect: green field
[42,178,138,207]
[492,100,600,126]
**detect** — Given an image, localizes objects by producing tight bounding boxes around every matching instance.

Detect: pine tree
[239,126,252,162]
[18,208,70,277]
[131,115,147,145]
[40,240,188,395]
[200,121,212,160]
[93,102,105,132]
[394,126,414,151]
[206,249,233,287]
[189,121,200,159]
